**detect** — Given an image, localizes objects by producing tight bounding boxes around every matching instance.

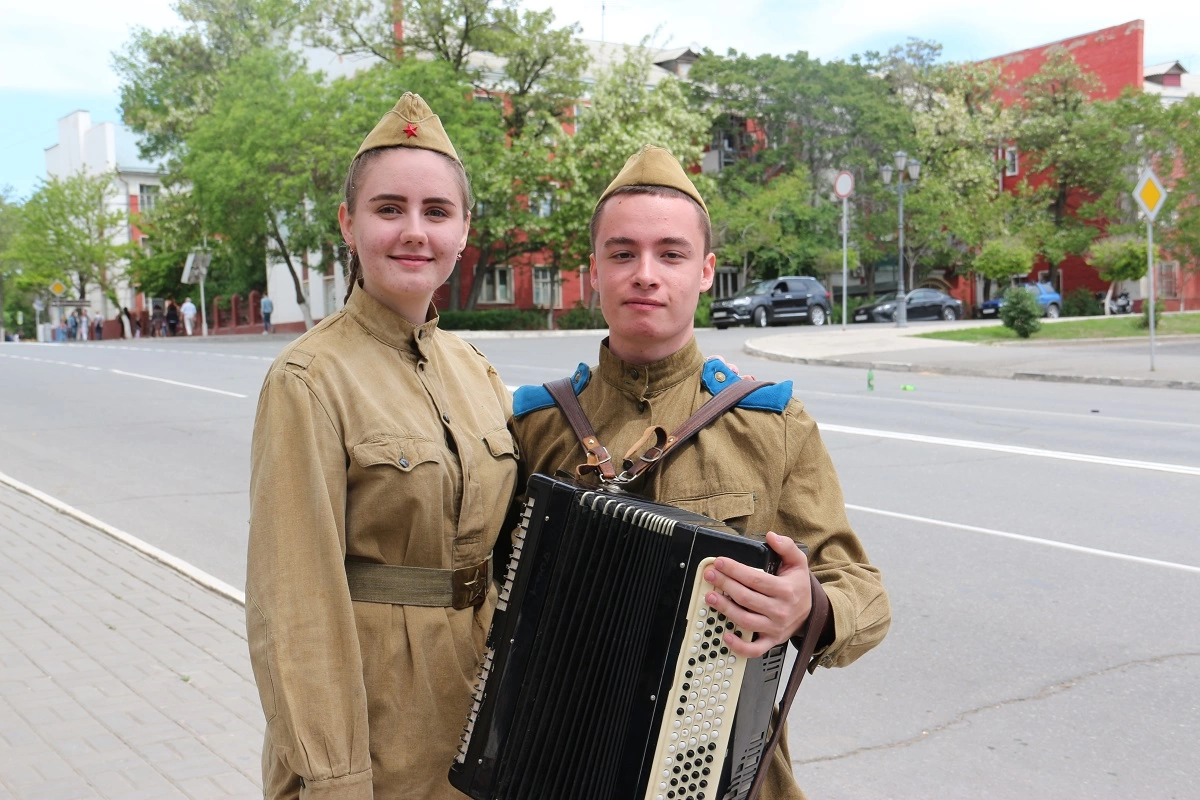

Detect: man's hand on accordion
[703,531,813,658]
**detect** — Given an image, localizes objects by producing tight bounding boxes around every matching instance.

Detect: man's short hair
[590,185,713,258]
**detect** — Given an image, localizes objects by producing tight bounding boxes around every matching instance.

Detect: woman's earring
[456,251,463,261]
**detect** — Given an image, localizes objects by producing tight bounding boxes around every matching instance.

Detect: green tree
[974,237,1034,301]
[1014,51,1129,287]
[0,189,25,338]
[543,45,715,301]
[999,284,1041,338]
[115,0,306,160]
[5,172,133,307]
[1087,235,1150,314]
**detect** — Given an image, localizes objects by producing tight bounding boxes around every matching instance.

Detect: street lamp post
[880,151,921,327]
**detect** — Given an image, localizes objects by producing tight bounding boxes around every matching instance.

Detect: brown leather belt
[345,558,491,609]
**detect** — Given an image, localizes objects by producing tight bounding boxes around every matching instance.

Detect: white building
[44,110,163,325]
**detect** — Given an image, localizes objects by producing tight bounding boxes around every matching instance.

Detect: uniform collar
[344,288,439,354]
[598,337,704,397]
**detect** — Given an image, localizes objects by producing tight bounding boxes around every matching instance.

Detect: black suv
[710,276,832,329]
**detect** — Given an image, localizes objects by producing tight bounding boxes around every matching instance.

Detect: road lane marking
[796,387,1200,430]
[821,423,1200,476]
[0,470,245,604]
[11,342,273,361]
[108,369,247,398]
[847,503,1200,574]
[3,352,248,398]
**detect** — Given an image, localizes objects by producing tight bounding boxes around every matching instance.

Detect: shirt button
[398,458,410,468]
[628,369,639,379]
[638,401,648,413]
[442,413,451,424]
[714,371,727,383]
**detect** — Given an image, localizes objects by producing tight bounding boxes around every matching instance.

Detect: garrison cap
[597,145,707,214]
[355,92,460,162]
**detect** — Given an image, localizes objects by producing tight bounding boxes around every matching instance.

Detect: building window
[1005,147,1019,177]
[533,267,561,309]
[1160,261,1180,298]
[572,104,590,132]
[478,267,513,304]
[530,189,554,219]
[139,184,159,212]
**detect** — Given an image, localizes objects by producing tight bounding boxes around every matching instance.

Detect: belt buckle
[452,559,489,609]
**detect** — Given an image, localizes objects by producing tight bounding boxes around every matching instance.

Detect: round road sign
[833,170,855,199]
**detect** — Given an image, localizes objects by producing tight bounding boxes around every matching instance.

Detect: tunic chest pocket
[667,490,756,529]
[482,427,519,461]
[352,435,440,472]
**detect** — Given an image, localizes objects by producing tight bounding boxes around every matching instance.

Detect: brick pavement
[0,483,262,799]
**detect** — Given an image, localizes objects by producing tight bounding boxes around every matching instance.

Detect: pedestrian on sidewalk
[181,296,198,335]
[78,309,89,341]
[165,300,179,336]
[260,292,274,334]
[247,91,518,800]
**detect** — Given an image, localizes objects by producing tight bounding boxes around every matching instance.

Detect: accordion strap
[545,377,618,481]
[746,573,832,800]
[543,376,768,484]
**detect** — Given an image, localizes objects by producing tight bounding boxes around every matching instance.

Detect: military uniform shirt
[511,338,891,800]
[248,288,519,800]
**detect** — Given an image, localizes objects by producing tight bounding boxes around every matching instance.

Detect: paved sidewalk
[744,317,1200,390]
[0,483,262,799]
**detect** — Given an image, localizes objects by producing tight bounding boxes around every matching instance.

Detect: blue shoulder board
[701,358,791,414]
[513,363,591,419]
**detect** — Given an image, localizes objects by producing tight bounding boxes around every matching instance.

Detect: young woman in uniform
[247,93,518,800]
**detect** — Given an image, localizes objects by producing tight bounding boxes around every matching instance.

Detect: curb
[0,470,246,607]
[742,342,1200,391]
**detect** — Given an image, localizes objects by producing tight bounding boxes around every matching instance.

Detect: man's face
[590,193,715,365]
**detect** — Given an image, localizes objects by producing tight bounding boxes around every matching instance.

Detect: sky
[2,0,1198,201]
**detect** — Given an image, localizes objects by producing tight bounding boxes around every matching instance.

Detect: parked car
[853,288,964,323]
[710,276,832,329]
[978,282,1063,319]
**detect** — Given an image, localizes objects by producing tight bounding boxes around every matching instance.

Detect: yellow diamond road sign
[49,280,67,297]
[1133,168,1167,221]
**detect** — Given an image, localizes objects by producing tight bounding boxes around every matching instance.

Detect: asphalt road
[1,330,1197,799]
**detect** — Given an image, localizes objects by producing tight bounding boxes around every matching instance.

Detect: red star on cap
[403,123,418,138]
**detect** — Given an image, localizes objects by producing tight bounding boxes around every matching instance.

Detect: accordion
[450,473,788,800]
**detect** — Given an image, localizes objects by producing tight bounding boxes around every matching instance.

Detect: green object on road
[901,384,915,391]
[867,369,874,391]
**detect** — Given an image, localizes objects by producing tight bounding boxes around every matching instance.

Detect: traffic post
[833,170,855,331]
[182,251,212,336]
[1133,168,1167,371]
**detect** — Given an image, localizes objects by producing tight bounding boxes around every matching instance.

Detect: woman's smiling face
[339,147,470,324]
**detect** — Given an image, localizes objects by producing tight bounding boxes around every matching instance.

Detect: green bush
[695,292,713,327]
[555,302,608,330]
[1136,299,1164,329]
[999,286,1042,338]
[1062,289,1102,317]
[830,296,868,326]
[438,308,546,331]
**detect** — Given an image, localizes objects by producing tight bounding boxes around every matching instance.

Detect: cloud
[0,1,180,93]
[529,0,1199,69]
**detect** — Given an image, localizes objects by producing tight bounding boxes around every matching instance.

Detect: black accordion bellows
[450,473,787,800]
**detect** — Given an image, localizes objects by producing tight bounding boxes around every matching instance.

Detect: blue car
[978,282,1062,319]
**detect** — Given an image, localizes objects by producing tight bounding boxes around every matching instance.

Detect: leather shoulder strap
[544,377,617,481]
[746,574,831,800]
[622,379,766,481]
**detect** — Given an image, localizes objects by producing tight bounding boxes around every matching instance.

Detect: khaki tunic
[512,338,891,800]
[247,289,519,800]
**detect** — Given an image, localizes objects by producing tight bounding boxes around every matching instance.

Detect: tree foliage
[1014,51,1129,283]
[4,172,133,304]
[1088,235,1150,284]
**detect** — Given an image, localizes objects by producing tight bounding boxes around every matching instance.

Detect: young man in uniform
[511,146,891,799]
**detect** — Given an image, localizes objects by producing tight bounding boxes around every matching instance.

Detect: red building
[964,20,1200,312]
